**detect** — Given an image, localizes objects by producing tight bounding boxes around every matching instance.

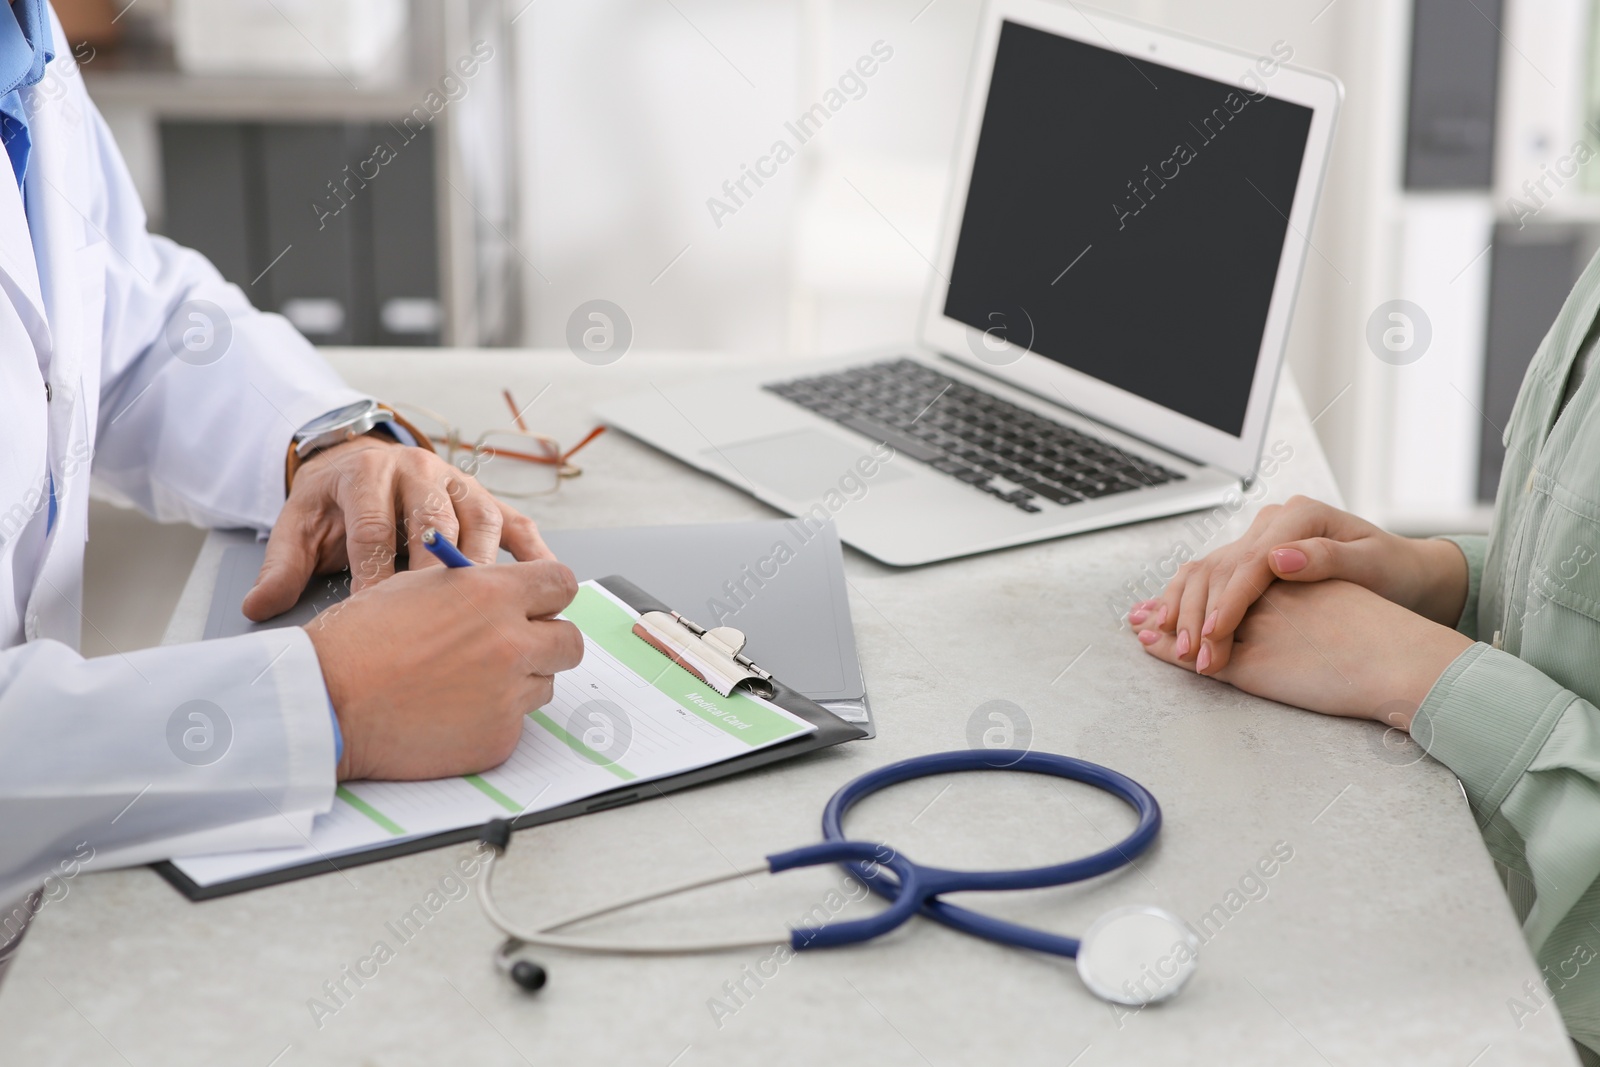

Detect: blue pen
[420,527,475,568]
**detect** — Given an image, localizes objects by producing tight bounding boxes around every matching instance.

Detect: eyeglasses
[391,390,607,498]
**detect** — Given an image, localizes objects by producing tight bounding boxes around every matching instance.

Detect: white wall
[514,0,1401,500]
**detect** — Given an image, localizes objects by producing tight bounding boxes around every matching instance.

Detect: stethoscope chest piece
[1074,905,1199,1006]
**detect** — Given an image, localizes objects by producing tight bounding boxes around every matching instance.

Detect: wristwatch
[284,398,436,490]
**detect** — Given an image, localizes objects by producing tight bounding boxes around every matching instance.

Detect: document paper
[172,582,817,887]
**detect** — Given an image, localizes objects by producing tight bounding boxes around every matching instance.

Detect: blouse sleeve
[1414,642,1600,1041]
[1435,534,1487,642]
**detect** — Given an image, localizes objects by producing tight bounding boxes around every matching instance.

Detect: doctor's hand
[1127,495,1469,677]
[1130,579,1472,728]
[305,559,584,781]
[243,436,554,622]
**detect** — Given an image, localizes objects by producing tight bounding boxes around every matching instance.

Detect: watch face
[298,400,375,437]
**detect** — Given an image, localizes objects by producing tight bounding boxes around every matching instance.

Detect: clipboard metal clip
[632,610,776,699]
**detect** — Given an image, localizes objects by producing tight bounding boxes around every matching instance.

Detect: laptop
[598,0,1342,567]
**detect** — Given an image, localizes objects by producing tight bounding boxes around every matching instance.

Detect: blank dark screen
[942,21,1314,436]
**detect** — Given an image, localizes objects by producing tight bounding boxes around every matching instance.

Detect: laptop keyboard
[764,358,1184,513]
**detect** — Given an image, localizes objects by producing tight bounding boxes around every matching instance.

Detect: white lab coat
[0,17,367,906]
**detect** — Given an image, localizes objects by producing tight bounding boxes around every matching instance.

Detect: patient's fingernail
[1137,629,1159,645]
[1270,548,1308,573]
[1175,631,1191,657]
[1128,609,1149,624]
[1202,609,1218,636]
[1196,645,1211,672]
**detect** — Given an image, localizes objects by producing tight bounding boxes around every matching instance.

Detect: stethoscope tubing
[477,847,784,955]
[820,749,1162,959]
[477,836,928,954]
[477,750,1161,960]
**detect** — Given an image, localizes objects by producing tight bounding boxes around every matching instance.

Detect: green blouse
[1416,245,1600,1054]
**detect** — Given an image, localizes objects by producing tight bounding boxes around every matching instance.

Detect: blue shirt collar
[0,0,54,96]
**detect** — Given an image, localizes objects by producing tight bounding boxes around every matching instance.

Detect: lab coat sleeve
[82,103,367,531]
[0,626,336,905]
[1413,643,1600,1043]
[1435,533,1487,642]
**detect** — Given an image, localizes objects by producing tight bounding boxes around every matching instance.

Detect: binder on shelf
[1479,222,1595,501]
[159,120,446,347]
[366,122,442,346]
[258,123,366,346]
[1404,0,1503,190]
[158,121,256,292]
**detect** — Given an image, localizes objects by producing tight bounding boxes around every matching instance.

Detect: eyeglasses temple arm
[502,389,530,433]
[560,425,608,463]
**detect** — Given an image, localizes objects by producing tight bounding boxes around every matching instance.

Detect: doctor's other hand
[1128,495,1469,676]
[243,435,555,622]
[1131,579,1471,728]
[305,559,584,781]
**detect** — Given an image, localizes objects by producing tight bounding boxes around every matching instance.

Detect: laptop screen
[942,20,1315,437]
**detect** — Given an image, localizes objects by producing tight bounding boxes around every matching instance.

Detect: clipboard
[154,575,868,901]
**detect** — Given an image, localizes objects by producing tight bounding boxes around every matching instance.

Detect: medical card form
[171,582,817,888]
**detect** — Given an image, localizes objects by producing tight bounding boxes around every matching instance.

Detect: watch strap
[284,406,438,493]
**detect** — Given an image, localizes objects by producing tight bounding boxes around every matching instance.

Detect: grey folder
[1403,0,1502,190]
[368,124,442,346]
[159,122,257,292]
[1479,223,1597,501]
[258,123,362,345]
[204,519,873,733]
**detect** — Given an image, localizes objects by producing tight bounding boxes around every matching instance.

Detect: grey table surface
[0,349,1574,1067]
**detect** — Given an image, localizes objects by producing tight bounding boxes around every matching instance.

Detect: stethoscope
[477,750,1199,1006]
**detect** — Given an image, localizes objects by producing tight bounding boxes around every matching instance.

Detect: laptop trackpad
[707,429,912,503]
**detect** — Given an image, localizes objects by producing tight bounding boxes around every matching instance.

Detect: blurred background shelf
[82,39,431,120]
[69,0,1595,535]
[82,0,520,347]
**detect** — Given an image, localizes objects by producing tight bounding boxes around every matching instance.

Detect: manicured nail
[1202,609,1218,636]
[1128,609,1149,624]
[1270,547,1308,573]
[1175,631,1191,657]
[1196,645,1211,673]
[1137,629,1159,645]
[1156,604,1169,626]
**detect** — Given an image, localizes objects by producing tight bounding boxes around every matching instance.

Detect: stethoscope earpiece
[494,937,548,993]
[484,820,549,993]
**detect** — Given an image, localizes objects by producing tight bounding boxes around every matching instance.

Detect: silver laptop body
[599,1,1342,567]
